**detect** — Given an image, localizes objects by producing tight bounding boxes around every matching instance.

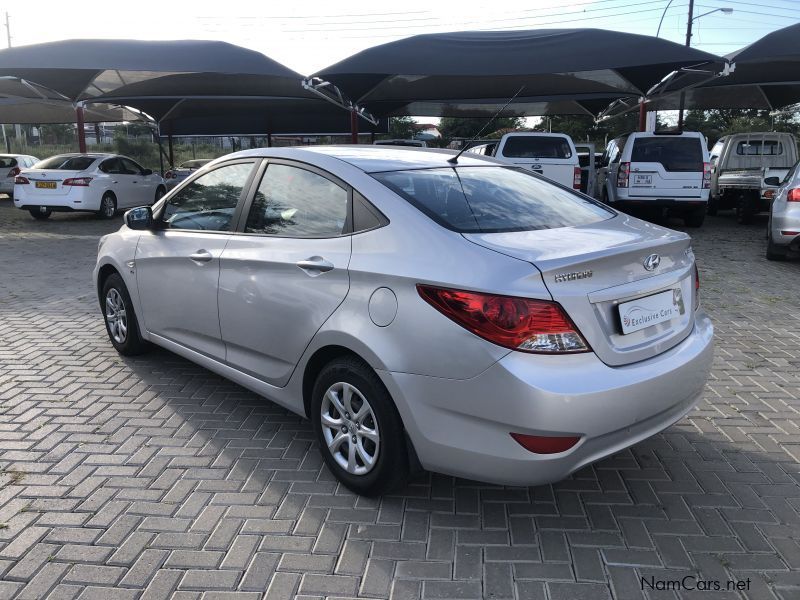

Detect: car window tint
[120,158,142,174]
[163,162,253,232]
[33,156,96,170]
[245,164,348,237]
[373,166,611,233]
[501,136,572,159]
[99,158,122,174]
[631,137,703,172]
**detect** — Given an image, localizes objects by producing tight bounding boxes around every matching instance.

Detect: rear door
[496,135,577,188]
[218,160,352,386]
[628,136,705,198]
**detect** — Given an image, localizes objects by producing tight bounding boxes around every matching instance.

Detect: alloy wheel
[103,196,115,217]
[105,288,128,344]
[320,381,380,475]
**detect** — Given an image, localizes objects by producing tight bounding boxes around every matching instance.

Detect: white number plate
[632,174,652,186]
[618,289,683,334]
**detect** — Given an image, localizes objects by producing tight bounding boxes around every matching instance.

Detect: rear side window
[373,166,611,233]
[736,140,783,156]
[501,136,573,159]
[0,157,17,168]
[630,137,703,172]
[33,156,96,171]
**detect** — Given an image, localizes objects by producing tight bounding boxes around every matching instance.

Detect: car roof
[227,145,497,173]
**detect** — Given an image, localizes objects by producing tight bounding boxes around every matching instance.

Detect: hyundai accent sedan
[94,146,714,496]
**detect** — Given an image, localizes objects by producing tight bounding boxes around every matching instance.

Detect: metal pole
[350,109,358,144]
[76,105,86,153]
[267,133,272,147]
[678,0,694,129]
[1,124,8,153]
[638,101,648,132]
[168,135,174,167]
[4,12,10,48]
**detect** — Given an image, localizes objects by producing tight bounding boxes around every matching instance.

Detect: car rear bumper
[615,198,708,209]
[772,209,800,249]
[14,187,97,212]
[379,312,713,487]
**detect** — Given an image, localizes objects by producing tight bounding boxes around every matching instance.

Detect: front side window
[162,162,253,231]
[373,166,611,233]
[99,158,123,174]
[245,164,348,237]
[34,155,96,171]
[121,158,144,174]
[501,136,573,159]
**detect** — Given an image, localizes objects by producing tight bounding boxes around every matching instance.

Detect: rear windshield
[631,137,703,172]
[500,136,573,159]
[33,156,96,171]
[736,140,783,156]
[372,166,611,233]
[0,157,17,168]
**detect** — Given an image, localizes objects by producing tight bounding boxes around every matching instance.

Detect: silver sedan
[94,146,714,496]
[767,163,800,260]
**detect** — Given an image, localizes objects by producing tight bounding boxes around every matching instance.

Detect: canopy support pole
[168,135,174,167]
[267,133,272,147]
[638,101,647,132]
[350,109,358,144]
[76,104,86,153]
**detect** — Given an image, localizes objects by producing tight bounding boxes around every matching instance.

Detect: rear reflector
[781,231,800,236]
[510,433,580,454]
[417,285,589,354]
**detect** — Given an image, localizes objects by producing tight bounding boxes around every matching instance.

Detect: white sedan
[14,153,166,220]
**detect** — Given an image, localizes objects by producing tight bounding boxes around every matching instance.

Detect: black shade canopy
[624,23,800,112]
[313,29,724,117]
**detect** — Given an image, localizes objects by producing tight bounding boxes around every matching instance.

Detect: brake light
[416,285,590,354]
[7,166,20,178]
[165,171,175,179]
[788,188,800,202]
[702,162,711,189]
[694,264,700,311]
[510,433,581,454]
[63,177,92,187]
[14,176,29,184]
[573,166,581,190]
[763,189,776,200]
[617,162,630,188]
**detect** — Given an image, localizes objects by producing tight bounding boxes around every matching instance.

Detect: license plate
[632,174,652,186]
[35,181,57,189]
[618,289,683,334]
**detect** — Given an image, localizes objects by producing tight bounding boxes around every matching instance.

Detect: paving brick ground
[0,199,799,600]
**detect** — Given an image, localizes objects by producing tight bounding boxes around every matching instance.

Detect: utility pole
[678,0,695,129]
[5,12,10,48]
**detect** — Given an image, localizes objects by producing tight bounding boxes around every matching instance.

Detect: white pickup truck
[466,132,582,190]
[708,132,798,224]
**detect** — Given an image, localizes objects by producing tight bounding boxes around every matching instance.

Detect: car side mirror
[764,176,781,186]
[125,206,153,230]
[141,168,153,176]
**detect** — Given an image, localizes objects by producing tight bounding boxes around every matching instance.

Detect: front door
[219,161,352,386]
[134,160,257,360]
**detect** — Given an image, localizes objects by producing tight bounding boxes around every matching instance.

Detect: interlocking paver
[1,202,800,599]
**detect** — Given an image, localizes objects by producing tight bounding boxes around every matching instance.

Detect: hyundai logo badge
[643,254,661,271]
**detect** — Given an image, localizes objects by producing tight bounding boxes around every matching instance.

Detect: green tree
[387,116,416,139]
[683,108,800,145]
[438,116,525,143]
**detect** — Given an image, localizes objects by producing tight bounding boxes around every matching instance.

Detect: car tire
[97,193,117,219]
[766,230,788,261]
[29,208,51,220]
[154,186,166,203]
[311,356,409,496]
[101,273,149,355]
[735,193,755,225]
[684,207,705,228]
[706,197,718,216]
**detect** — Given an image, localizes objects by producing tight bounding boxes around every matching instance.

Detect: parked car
[14,153,166,220]
[765,162,800,260]
[94,146,714,495]
[164,159,213,190]
[0,154,39,196]
[374,139,427,147]
[487,132,581,190]
[708,132,798,223]
[464,142,497,156]
[598,131,710,227]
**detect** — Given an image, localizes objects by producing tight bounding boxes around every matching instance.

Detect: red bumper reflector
[510,433,580,454]
[781,231,799,236]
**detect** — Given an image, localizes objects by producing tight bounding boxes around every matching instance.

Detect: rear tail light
[702,162,711,189]
[416,285,590,354]
[694,264,700,311]
[510,433,581,454]
[788,188,800,202]
[63,177,92,187]
[617,162,630,188]
[14,176,29,185]
[165,171,175,179]
[7,166,20,178]
[573,166,581,190]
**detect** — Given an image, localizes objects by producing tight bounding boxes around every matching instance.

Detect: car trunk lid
[463,214,696,366]
[21,169,83,196]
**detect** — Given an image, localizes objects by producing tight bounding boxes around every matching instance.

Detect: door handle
[296,256,334,274]
[189,250,213,263]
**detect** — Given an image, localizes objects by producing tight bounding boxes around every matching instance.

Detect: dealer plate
[618,289,683,334]
[35,181,57,189]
